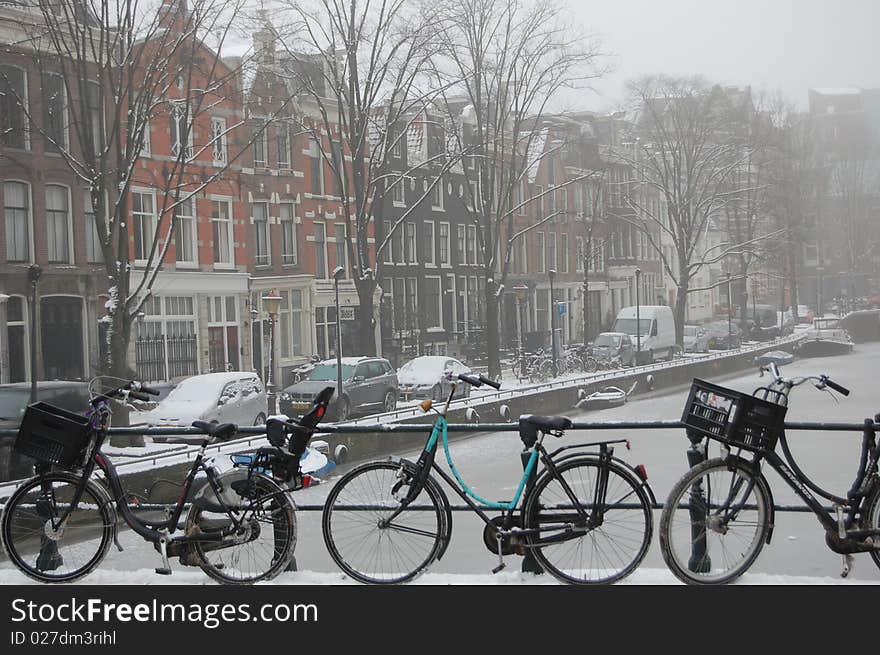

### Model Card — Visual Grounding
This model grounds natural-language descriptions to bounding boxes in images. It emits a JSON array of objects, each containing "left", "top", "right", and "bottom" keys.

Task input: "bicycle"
[
  {"left": 658, "top": 359, "right": 880, "bottom": 584},
  {"left": 0, "top": 376, "right": 332, "bottom": 584},
  {"left": 321, "top": 372, "right": 656, "bottom": 584}
]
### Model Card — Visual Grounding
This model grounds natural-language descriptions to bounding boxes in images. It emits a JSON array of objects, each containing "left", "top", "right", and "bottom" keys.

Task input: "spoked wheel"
[
  {"left": 582, "top": 357, "right": 598, "bottom": 373},
  {"left": 1, "top": 471, "right": 116, "bottom": 583},
  {"left": 862, "top": 485, "right": 880, "bottom": 572},
  {"left": 523, "top": 457, "right": 653, "bottom": 584},
  {"left": 322, "top": 461, "right": 450, "bottom": 584},
  {"left": 659, "top": 457, "right": 772, "bottom": 585},
  {"left": 185, "top": 474, "right": 296, "bottom": 585}
]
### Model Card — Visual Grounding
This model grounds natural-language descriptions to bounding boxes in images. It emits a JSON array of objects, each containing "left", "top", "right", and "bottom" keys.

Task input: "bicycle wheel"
[
  {"left": 1, "top": 471, "right": 116, "bottom": 583},
  {"left": 659, "top": 457, "right": 772, "bottom": 585},
  {"left": 523, "top": 456, "right": 653, "bottom": 584},
  {"left": 863, "top": 484, "right": 880, "bottom": 572},
  {"left": 582, "top": 356, "right": 598, "bottom": 373},
  {"left": 322, "top": 460, "right": 449, "bottom": 584},
  {"left": 185, "top": 473, "right": 296, "bottom": 584}
]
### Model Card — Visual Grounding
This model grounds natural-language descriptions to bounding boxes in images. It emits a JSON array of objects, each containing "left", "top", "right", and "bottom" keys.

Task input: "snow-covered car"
[
  {"left": 682, "top": 325, "right": 710, "bottom": 353},
  {"left": 147, "top": 372, "right": 268, "bottom": 441},
  {"left": 589, "top": 332, "right": 635, "bottom": 366},
  {"left": 397, "top": 356, "right": 472, "bottom": 401}
]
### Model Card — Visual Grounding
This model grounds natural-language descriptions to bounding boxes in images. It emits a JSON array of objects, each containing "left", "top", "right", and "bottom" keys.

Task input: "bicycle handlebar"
[
  {"left": 457, "top": 373, "right": 501, "bottom": 390},
  {"left": 759, "top": 364, "right": 850, "bottom": 397},
  {"left": 822, "top": 376, "right": 850, "bottom": 396}
]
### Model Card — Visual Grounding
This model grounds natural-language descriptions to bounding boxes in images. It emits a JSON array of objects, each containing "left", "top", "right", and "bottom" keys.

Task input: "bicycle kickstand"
[{"left": 841, "top": 553, "right": 854, "bottom": 579}]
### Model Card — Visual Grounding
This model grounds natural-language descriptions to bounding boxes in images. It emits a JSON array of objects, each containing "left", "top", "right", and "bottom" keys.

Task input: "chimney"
[{"left": 158, "top": 0, "right": 190, "bottom": 34}]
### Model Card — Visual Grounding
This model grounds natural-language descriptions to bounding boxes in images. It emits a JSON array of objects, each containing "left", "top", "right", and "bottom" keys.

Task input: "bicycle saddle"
[
  {"left": 520, "top": 415, "right": 573, "bottom": 431},
  {"left": 191, "top": 420, "right": 238, "bottom": 441}
]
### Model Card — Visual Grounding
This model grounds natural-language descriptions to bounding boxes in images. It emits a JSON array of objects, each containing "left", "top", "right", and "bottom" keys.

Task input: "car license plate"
[{"left": 291, "top": 402, "right": 310, "bottom": 411}]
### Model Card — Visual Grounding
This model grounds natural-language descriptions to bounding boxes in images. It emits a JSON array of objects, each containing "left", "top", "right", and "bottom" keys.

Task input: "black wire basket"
[
  {"left": 13, "top": 402, "right": 92, "bottom": 469},
  {"left": 681, "top": 378, "right": 787, "bottom": 454}
]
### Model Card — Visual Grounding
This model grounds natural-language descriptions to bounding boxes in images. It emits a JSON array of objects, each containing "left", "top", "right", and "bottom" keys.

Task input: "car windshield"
[
  {"left": 308, "top": 363, "right": 356, "bottom": 381},
  {"left": 593, "top": 334, "right": 621, "bottom": 347},
  {"left": 0, "top": 389, "right": 30, "bottom": 421},
  {"left": 613, "top": 318, "right": 652, "bottom": 335}
]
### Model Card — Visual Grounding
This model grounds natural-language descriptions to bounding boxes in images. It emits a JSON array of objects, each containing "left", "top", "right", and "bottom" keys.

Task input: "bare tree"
[
  {"left": 272, "top": 0, "right": 447, "bottom": 354},
  {"left": 429, "top": 0, "right": 604, "bottom": 378},
  {"left": 612, "top": 75, "right": 766, "bottom": 344},
  {"left": 1, "top": 0, "right": 263, "bottom": 442}
]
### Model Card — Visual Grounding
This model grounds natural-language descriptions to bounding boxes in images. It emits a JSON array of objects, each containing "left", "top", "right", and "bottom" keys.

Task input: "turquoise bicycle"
[{"left": 321, "top": 373, "right": 655, "bottom": 584}]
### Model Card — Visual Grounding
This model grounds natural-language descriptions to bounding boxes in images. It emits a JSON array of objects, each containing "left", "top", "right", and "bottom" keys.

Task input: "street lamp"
[
  {"left": 725, "top": 273, "right": 733, "bottom": 350},
  {"left": 513, "top": 284, "right": 529, "bottom": 380},
  {"left": 332, "top": 266, "right": 346, "bottom": 407},
  {"left": 28, "top": 265, "right": 41, "bottom": 403},
  {"left": 261, "top": 289, "right": 282, "bottom": 415},
  {"left": 816, "top": 265, "right": 825, "bottom": 318},
  {"left": 548, "top": 269, "right": 557, "bottom": 377},
  {"left": 634, "top": 268, "right": 642, "bottom": 358}
]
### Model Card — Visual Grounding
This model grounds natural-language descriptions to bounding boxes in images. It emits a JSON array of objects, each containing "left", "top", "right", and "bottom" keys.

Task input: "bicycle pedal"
[
  {"left": 154, "top": 567, "right": 173, "bottom": 575},
  {"left": 492, "top": 562, "right": 507, "bottom": 574}
]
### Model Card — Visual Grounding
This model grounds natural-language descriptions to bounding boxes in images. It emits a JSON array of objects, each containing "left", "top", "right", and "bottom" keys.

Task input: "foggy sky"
[{"left": 567, "top": 0, "right": 880, "bottom": 111}]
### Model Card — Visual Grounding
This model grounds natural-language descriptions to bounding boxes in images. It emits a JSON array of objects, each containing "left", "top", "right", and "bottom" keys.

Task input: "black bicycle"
[
  {"left": 659, "top": 358, "right": 880, "bottom": 584},
  {"left": 1, "top": 376, "right": 333, "bottom": 584},
  {"left": 322, "top": 372, "right": 656, "bottom": 584}
]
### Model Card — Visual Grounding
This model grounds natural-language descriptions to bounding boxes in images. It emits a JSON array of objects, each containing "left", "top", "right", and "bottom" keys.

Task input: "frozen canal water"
[{"left": 3, "top": 341, "right": 880, "bottom": 584}]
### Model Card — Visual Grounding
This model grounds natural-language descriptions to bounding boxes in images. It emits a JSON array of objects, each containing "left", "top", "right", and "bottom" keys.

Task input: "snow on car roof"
[
  {"left": 174, "top": 372, "right": 257, "bottom": 391},
  {"left": 317, "top": 357, "right": 380, "bottom": 366}
]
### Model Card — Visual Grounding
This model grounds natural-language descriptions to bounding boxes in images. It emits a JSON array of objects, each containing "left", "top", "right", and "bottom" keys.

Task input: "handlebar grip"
[
  {"left": 824, "top": 378, "right": 850, "bottom": 396},
  {"left": 457, "top": 374, "right": 483, "bottom": 387},
  {"left": 478, "top": 374, "right": 501, "bottom": 390},
  {"left": 129, "top": 390, "right": 151, "bottom": 402}
]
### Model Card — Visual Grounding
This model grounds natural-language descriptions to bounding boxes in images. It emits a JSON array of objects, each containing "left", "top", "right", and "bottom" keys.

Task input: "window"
[
  {"left": 309, "top": 137, "right": 323, "bottom": 195},
  {"left": 560, "top": 233, "right": 568, "bottom": 273},
  {"left": 277, "top": 289, "right": 305, "bottom": 359},
  {"left": 519, "top": 235, "right": 527, "bottom": 274},
  {"left": 456, "top": 224, "right": 466, "bottom": 265},
  {"left": 547, "top": 232, "right": 556, "bottom": 272},
  {"left": 535, "top": 185, "right": 543, "bottom": 217},
  {"left": 85, "top": 192, "right": 105, "bottom": 263},
  {"left": 330, "top": 142, "right": 344, "bottom": 197},
  {"left": 536, "top": 231, "right": 545, "bottom": 272},
  {"left": 277, "top": 124, "right": 290, "bottom": 169},
  {"left": 466, "top": 225, "right": 477, "bottom": 265},
  {"left": 169, "top": 102, "right": 192, "bottom": 159},
  {"left": 253, "top": 201, "right": 270, "bottom": 266},
  {"left": 280, "top": 203, "right": 297, "bottom": 265},
  {"left": 382, "top": 220, "right": 393, "bottom": 264},
  {"left": 42, "top": 73, "right": 67, "bottom": 153},
  {"left": 0, "top": 65, "right": 27, "bottom": 149},
  {"left": 405, "top": 277, "right": 418, "bottom": 328},
  {"left": 314, "top": 305, "right": 337, "bottom": 358},
  {"left": 438, "top": 222, "right": 450, "bottom": 265},
  {"left": 211, "top": 117, "right": 227, "bottom": 165},
  {"left": 391, "top": 180, "right": 405, "bottom": 206},
  {"left": 170, "top": 195, "right": 196, "bottom": 264},
  {"left": 211, "top": 198, "right": 233, "bottom": 265},
  {"left": 334, "top": 223, "right": 346, "bottom": 275},
  {"left": 132, "top": 190, "right": 155, "bottom": 262},
  {"left": 6, "top": 296, "right": 28, "bottom": 381},
  {"left": 314, "top": 222, "right": 327, "bottom": 278},
  {"left": 86, "top": 81, "right": 103, "bottom": 154},
  {"left": 468, "top": 180, "right": 480, "bottom": 211},
  {"left": 431, "top": 181, "right": 443, "bottom": 210},
  {"left": 423, "top": 221, "right": 435, "bottom": 265},
  {"left": 4, "top": 181, "right": 30, "bottom": 262},
  {"left": 425, "top": 276, "right": 442, "bottom": 329},
  {"left": 253, "top": 123, "right": 268, "bottom": 167},
  {"left": 576, "top": 236, "right": 584, "bottom": 272},
  {"left": 390, "top": 133, "right": 403, "bottom": 158},
  {"left": 405, "top": 222, "right": 416, "bottom": 264},
  {"left": 392, "top": 221, "right": 404, "bottom": 263},
  {"left": 207, "top": 295, "right": 240, "bottom": 372}
]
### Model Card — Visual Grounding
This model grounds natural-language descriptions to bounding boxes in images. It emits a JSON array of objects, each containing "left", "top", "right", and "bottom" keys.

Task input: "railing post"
[
  {"left": 520, "top": 450, "right": 543, "bottom": 574},
  {"left": 685, "top": 428, "right": 711, "bottom": 573}
]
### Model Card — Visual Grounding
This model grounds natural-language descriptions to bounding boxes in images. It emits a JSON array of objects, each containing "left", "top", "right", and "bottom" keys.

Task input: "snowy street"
[{"left": 3, "top": 342, "right": 880, "bottom": 585}]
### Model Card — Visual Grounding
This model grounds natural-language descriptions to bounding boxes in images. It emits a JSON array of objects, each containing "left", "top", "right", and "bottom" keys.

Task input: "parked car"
[
  {"left": 703, "top": 320, "right": 743, "bottom": 349},
  {"left": 147, "top": 372, "right": 267, "bottom": 441},
  {"left": 612, "top": 305, "right": 676, "bottom": 363},
  {"left": 397, "top": 355, "right": 472, "bottom": 401},
  {"left": 682, "top": 325, "right": 710, "bottom": 353},
  {"left": 280, "top": 357, "right": 398, "bottom": 421},
  {"left": 589, "top": 332, "right": 636, "bottom": 366},
  {"left": 0, "top": 381, "right": 91, "bottom": 482}
]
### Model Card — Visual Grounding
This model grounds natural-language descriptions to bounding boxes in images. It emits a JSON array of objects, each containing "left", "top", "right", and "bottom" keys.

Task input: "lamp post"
[
  {"left": 548, "top": 269, "right": 558, "bottom": 377},
  {"left": 513, "top": 284, "right": 529, "bottom": 380},
  {"left": 634, "top": 268, "right": 642, "bottom": 358},
  {"left": 816, "top": 265, "right": 824, "bottom": 318},
  {"left": 27, "top": 265, "right": 41, "bottom": 403},
  {"left": 261, "top": 289, "right": 282, "bottom": 415},
  {"left": 332, "top": 266, "right": 346, "bottom": 406},
  {"left": 725, "top": 273, "right": 733, "bottom": 350}
]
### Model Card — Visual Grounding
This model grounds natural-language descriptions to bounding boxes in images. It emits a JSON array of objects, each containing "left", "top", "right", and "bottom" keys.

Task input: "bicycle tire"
[
  {"left": 185, "top": 473, "right": 296, "bottom": 585},
  {"left": 582, "top": 356, "right": 598, "bottom": 373},
  {"left": 523, "top": 456, "right": 653, "bottom": 584},
  {"left": 322, "top": 460, "right": 450, "bottom": 584},
  {"left": 1, "top": 470, "right": 116, "bottom": 583},
  {"left": 658, "top": 457, "right": 772, "bottom": 585}
]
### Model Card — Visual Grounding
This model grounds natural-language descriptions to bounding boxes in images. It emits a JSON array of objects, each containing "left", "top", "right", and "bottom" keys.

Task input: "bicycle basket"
[
  {"left": 681, "top": 378, "right": 787, "bottom": 454},
  {"left": 14, "top": 402, "right": 92, "bottom": 468}
]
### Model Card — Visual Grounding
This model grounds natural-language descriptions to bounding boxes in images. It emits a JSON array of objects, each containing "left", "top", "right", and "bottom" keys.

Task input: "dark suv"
[
  {"left": 279, "top": 357, "right": 398, "bottom": 421},
  {"left": 0, "top": 381, "right": 91, "bottom": 482}
]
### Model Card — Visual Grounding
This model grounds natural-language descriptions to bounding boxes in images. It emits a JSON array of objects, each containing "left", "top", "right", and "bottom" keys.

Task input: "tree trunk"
[
  {"left": 354, "top": 278, "right": 377, "bottom": 357},
  {"left": 485, "top": 280, "right": 501, "bottom": 381},
  {"left": 673, "top": 278, "right": 689, "bottom": 347},
  {"left": 107, "top": 309, "right": 143, "bottom": 447}
]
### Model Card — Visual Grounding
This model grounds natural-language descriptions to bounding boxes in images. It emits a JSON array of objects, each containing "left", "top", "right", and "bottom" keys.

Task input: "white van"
[{"left": 612, "top": 305, "right": 677, "bottom": 363}]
